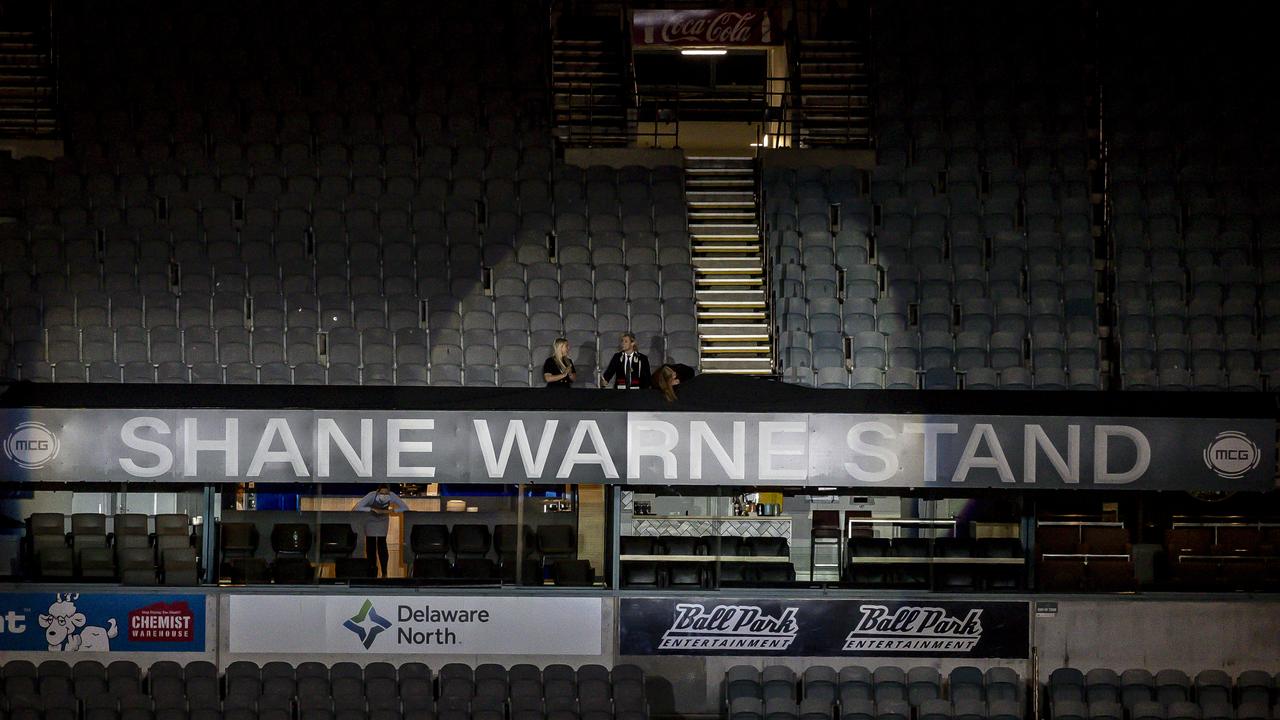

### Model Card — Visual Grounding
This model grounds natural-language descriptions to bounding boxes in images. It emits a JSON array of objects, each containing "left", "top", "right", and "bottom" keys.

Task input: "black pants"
[{"left": 365, "top": 536, "right": 389, "bottom": 577}]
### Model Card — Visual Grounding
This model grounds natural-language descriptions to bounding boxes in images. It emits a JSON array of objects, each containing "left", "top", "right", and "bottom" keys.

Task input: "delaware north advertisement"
[
  {"left": 0, "top": 591, "right": 206, "bottom": 653},
  {"left": 619, "top": 597, "right": 1030, "bottom": 658},
  {"left": 227, "top": 595, "right": 604, "bottom": 655}
]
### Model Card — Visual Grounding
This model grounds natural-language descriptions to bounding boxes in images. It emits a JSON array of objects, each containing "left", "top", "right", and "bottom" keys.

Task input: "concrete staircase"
[
  {"left": 0, "top": 29, "right": 57, "bottom": 138},
  {"left": 551, "top": 24, "right": 629, "bottom": 147},
  {"left": 686, "top": 156, "right": 773, "bottom": 375},
  {"left": 794, "top": 39, "right": 870, "bottom": 147}
]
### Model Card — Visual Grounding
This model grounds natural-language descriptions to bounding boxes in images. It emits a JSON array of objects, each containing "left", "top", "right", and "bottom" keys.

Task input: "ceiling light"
[{"left": 681, "top": 49, "right": 728, "bottom": 56}]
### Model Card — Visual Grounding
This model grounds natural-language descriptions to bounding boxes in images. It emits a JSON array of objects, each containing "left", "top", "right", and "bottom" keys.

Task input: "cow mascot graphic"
[{"left": 38, "top": 593, "right": 118, "bottom": 651}]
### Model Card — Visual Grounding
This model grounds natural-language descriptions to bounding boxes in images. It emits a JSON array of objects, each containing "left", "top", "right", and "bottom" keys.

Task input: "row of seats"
[
  {"left": 727, "top": 666, "right": 1022, "bottom": 706},
  {"left": 0, "top": 659, "right": 646, "bottom": 720},
  {"left": 1046, "top": 669, "right": 1280, "bottom": 720},
  {"left": 727, "top": 697, "right": 1023, "bottom": 720},
  {"left": 22, "top": 512, "right": 198, "bottom": 584},
  {"left": 619, "top": 536, "right": 789, "bottom": 557},
  {"left": 726, "top": 666, "right": 1023, "bottom": 720}
]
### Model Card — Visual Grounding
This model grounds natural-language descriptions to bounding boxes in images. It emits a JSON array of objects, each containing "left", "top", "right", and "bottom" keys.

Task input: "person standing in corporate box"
[
  {"left": 353, "top": 483, "right": 409, "bottom": 577},
  {"left": 601, "top": 332, "right": 651, "bottom": 389}
]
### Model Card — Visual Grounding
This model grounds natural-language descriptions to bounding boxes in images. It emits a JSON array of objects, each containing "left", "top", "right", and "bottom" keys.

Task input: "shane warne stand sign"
[{"left": 1, "top": 408, "right": 1272, "bottom": 491}]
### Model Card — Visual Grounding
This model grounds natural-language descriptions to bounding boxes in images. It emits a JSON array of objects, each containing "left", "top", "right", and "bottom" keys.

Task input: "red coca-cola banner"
[{"left": 632, "top": 9, "right": 781, "bottom": 46}]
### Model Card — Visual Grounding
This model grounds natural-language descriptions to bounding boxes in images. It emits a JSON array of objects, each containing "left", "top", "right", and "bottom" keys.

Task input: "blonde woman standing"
[{"left": 542, "top": 337, "right": 577, "bottom": 388}]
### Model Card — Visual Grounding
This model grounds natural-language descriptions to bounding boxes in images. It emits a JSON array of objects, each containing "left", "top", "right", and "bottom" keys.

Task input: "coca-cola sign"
[{"left": 632, "top": 9, "right": 781, "bottom": 46}]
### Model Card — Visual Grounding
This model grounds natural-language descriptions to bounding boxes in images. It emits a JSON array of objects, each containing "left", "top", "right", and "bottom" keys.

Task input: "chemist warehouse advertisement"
[
  {"left": 228, "top": 595, "right": 604, "bottom": 655},
  {"left": 0, "top": 591, "right": 206, "bottom": 653}
]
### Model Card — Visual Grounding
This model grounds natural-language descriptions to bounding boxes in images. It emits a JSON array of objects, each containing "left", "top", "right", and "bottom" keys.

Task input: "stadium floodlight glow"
[{"left": 681, "top": 48, "right": 728, "bottom": 56}]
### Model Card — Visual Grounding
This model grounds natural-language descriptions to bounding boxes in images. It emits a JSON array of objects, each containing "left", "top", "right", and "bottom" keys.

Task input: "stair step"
[
  {"left": 698, "top": 324, "right": 770, "bottom": 335},
  {"left": 697, "top": 300, "right": 767, "bottom": 310},
  {"left": 692, "top": 245, "right": 762, "bottom": 254},
  {"left": 697, "top": 289, "right": 765, "bottom": 298},
  {"left": 692, "top": 262, "right": 763, "bottom": 273},
  {"left": 699, "top": 361, "right": 774, "bottom": 373},
  {"left": 698, "top": 309, "right": 767, "bottom": 319},
  {"left": 695, "top": 277, "right": 764, "bottom": 287}
]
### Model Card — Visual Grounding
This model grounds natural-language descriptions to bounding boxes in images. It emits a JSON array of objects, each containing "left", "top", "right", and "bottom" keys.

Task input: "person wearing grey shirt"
[{"left": 353, "top": 483, "right": 409, "bottom": 577}]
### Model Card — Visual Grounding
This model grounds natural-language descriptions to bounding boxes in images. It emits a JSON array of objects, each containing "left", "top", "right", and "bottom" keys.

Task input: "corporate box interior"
[{"left": 2, "top": 0, "right": 1280, "bottom": 718}]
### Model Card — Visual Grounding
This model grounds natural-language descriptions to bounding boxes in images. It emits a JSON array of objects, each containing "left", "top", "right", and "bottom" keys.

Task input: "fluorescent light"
[{"left": 681, "top": 48, "right": 727, "bottom": 56}]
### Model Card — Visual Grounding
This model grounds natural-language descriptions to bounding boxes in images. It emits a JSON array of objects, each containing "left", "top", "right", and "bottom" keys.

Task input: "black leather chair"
[
  {"left": 621, "top": 561, "right": 660, "bottom": 588},
  {"left": 318, "top": 524, "right": 358, "bottom": 559},
  {"left": 549, "top": 559, "right": 593, "bottom": 586},
  {"left": 270, "top": 523, "right": 312, "bottom": 558},
  {"left": 412, "top": 557, "right": 452, "bottom": 582},
  {"left": 271, "top": 557, "right": 314, "bottom": 584},
  {"left": 409, "top": 524, "right": 450, "bottom": 556},
  {"left": 334, "top": 556, "right": 375, "bottom": 581},
  {"left": 450, "top": 524, "right": 491, "bottom": 558},
  {"left": 537, "top": 525, "right": 576, "bottom": 563},
  {"left": 453, "top": 558, "right": 498, "bottom": 581}
]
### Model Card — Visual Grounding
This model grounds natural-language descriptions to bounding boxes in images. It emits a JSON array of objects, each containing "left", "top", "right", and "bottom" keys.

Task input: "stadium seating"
[
  {"left": 0, "top": 660, "right": 650, "bottom": 720},
  {"left": 726, "top": 665, "right": 1024, "bottom": 720},
  {"left": 1046, "top": 668, "right": 1276, "bottom": 720},
  {"left": 1103, "top": 5, "right": 1274, "bottom": 391},
  {"left": 19, "top": 512, "right": 198, "bottom": 584},
  {"left": 770, "top": 0, "right": 1098, "bottom": 389},
  {"left": 0, "top": 0, "right": 693, "bottom": 386}
]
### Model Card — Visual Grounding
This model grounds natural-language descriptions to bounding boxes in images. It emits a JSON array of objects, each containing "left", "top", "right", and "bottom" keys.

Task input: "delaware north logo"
[
  {"left": 4, "top": 422, "right": 60, "bottom": 470},
  {"left": 343, "top": 599, "right": 391, "bottom": 649},
  {"left": 1203, "top": 431, "right": 1261, "bottom": 480}
]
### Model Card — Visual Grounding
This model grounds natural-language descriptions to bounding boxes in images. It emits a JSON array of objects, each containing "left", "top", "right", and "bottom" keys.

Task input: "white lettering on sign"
[
  {"left": 628, "top": 419, "right": 678, "bottom": 480},
  {"left": 119, "top": 416, "right": 174, "bottom": 477},
  {"left": 183, "top": 418, "right": 238, "bottom": 477},
  {"left": 557, "top": 420, "right": 619, "bottom": 479},
  {"left": 474, "top": 419, "right": 559, "bottom": 478},
  {"left": 317, "top": 418, "right": 373, "bottom": 477},
  {"left": 689, "top": 420, "right": 745, "bottom": 480},
  {"left": 1024, "top": 424, "right": 1080, "bottom": 484},
  {"left": 1094, "top": 425, "right": 1150, "bottom": 484},
  {"left": 246, "top": 418, "right": 308, "bottom": 477},
  {"left": 387, "top": 419, "right": 435, "bottom": 477}
]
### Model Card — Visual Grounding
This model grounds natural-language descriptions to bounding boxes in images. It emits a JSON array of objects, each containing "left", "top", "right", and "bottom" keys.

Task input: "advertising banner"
[
  {"left": 228, "top": 594, "right": 604, "bottom": 656},
  {"left": 0, "top": 591, "right": 206, "bottom": 653},
  {"left": 1, "top": 408, "right": 1271, "bottom": 491},
  {"left": 619, "top": 597, "right": 1029, "bottom": 658},
  {"left": 632, "top": 9, "right": 782, "bottom": 46}
]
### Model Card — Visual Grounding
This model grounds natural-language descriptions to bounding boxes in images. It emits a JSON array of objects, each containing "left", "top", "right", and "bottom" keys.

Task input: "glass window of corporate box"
[
  {"left": 618, "top": 486, "right": 1030, "bottom": 592},
  {"left": 1, "top": 482, "right": 206, "bottom": 585},
  {"left": 1, "top": 481, "right": 606, "bottom": 588},
  {"left": 215, "top": 482, "right": 606, "bottom": 587}
]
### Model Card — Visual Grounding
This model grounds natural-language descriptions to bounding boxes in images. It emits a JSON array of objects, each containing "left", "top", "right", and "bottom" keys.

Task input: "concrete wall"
[
  {"left": 1032, "top": 598, "right": 1280, "bottom": 678},
  {"left": 563, "top": 147, "right": 684, "bottom": 169}
]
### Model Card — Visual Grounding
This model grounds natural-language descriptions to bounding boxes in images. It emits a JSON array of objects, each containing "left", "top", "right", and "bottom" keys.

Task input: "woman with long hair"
[
  {"left": 542, "top": 337, "right": 577, "bottom": 387},
  {"left": 653, "top": 364, "right": 679, "bottom": 402}
]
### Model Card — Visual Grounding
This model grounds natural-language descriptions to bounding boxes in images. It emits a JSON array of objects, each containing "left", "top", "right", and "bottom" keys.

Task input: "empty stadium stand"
[
  {"left": 725, "top": 665, "right": 1024, "bottom": 720},
  {"left": 0, "top": 660, "right": 650, "bottom": 720},
  {"left": 1045, "top": 668, "right": 1278, "bottom": 720},
  {"left": 0, "top": 0, "right": 696, "bottom": 386},
  {"left": 770, "top": 0, "right": 1099, "bottom": 390}
]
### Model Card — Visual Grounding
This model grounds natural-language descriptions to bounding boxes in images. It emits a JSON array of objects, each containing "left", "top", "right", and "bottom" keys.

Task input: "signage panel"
[
  {"left": 619, "top": 597, "right": 1029, "bottom": 658},
  {"left": 227, "top": 594, "right": 604, "bottom": 656}
]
